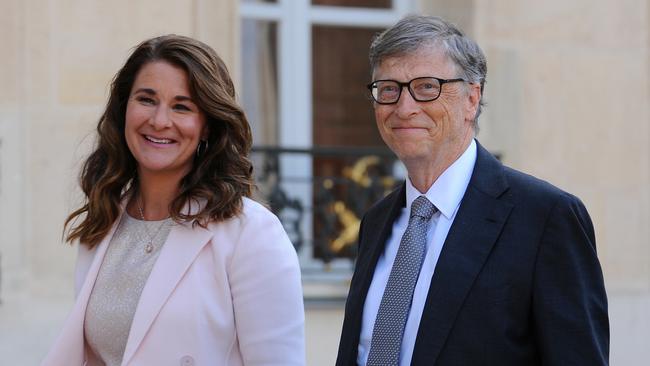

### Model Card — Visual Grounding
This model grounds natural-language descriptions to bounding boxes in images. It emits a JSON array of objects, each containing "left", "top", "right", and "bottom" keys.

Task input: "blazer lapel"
[
  {"left": 411, "top": 142, "right": 514, "bottom": 365},
  {"left": 75, "top": 215, "right": 123, "bottom": 316},
  {"left": 121, "top": 218, "right": 212, "bottom": 365}
]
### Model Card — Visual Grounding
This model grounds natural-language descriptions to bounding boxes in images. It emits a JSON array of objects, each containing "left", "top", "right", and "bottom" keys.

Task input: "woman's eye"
[
  {"left": 173, "top": 104, "right": 191, "bottom": 111},
  {"left": 137, "top": 96, "right": 155, "bottom": 105}
]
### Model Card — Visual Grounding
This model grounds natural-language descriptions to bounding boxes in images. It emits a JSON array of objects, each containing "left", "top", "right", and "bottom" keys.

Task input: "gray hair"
[{"left": 369, "top": 15, "right": 487, "bottom": 127}]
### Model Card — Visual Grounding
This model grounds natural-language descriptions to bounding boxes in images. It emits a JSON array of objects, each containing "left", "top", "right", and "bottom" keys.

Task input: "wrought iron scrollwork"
[{"left": 252, "top": 146, "right": 402, "bottom": 265}]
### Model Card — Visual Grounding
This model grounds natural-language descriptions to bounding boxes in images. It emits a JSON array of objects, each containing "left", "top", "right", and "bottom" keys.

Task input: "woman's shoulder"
[
  {"left": 241, "top": 196, "right": 272, "bottom": 213},
  {"left": 204, "top": 197, "right": 296, "bottom": 262},
  {"left": 202, "top": 197, "right": 281, "bottom": 234},
  {"left": 239, "top": 197, "right": 281, "bottom": 225}
]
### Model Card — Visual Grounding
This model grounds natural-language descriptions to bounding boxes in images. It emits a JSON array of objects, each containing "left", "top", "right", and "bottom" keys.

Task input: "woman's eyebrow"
[
  {"left": 133, "top": 88, "right": 156, "bottom": 95},
  {"left": 133, "top": 88, "right": 194, "bottom": 102}
]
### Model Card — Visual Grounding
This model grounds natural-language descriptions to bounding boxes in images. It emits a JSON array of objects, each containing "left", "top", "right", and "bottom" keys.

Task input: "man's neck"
[{"left": 406, "top": 137, "right": 474, "bottom": 193}]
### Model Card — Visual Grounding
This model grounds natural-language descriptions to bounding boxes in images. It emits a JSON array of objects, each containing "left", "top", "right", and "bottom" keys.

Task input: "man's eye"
[
  {"left": 414, "top": 82, "right": 436, "bottom": 90},
  {"left": 379, "top": 85, "right": 398, "bottom": 93}
]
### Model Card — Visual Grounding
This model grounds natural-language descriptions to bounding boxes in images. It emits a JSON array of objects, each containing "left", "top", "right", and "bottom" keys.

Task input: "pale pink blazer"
[{"left": 42, "top": 198, "right": 305, "bottom": 366}]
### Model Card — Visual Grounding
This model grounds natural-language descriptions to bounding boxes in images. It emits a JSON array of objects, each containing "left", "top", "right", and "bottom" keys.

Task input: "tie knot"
[{"left": 410, "top": 196, "right": 437, "bottom": 220}]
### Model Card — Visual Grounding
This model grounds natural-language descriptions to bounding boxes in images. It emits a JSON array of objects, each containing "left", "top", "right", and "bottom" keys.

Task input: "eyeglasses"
[{"left": 367, "top": 76, "right": 466, "bottom": 104}]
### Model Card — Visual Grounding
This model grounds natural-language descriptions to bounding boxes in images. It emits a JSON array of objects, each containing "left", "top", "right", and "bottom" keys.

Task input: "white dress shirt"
[{"left": 357, "top": 140, "right": 477, "bottom": 366}]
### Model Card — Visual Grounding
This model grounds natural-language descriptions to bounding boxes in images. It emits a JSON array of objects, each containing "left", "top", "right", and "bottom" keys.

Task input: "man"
[{"left": 336, "top": 15, "right": 609, "bottom": 366}]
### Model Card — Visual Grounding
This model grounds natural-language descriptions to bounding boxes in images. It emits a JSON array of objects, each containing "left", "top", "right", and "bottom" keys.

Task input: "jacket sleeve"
[
  {"left": 532, "top": 193, "right": 609, "bottom": 365},
  {"left": 228, "top": 207, "right": 306, "bottom": 366},
  {"left": 74, "top": 243, "right": 96, "bottom": 297}
]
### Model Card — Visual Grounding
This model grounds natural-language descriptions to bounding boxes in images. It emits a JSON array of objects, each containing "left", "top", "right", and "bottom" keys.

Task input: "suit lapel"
[
  {"left": 357, "top": 184, "right": 407, "bottom": 304},
  {"left": 411, "top": 142, "right": 514, "bottom": 365},
  {"left": 339, "top": 184, "right": 406, "bottom": 363},
  {"left": 121, "top": 219, "right": 212, "bottom": 365}
]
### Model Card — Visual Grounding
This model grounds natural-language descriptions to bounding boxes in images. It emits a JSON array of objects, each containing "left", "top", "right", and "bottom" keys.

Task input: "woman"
[{"left": 42, "top": 35, "right": 304, "bottom": 366}]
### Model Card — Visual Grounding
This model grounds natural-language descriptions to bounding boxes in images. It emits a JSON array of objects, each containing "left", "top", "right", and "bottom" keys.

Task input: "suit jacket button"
[{"left": 180, "top": 355, "right": 194, "bottom": 366}]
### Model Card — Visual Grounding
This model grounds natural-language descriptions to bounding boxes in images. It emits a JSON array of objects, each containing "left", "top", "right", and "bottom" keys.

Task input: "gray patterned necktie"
[{"left": 367, "top": 195, "right": 438, "bottom": 366}]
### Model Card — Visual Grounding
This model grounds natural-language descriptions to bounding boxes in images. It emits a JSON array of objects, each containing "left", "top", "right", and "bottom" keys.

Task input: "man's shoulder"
[
  {"left": 472, "top": 142, "right": 585, "bottom": 210},
  {"left": 499, "top": 164, "right": 584, "bottom": 209}
]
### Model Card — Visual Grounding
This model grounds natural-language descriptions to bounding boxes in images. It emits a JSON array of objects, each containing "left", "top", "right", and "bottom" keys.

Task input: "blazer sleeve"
[
  {"left": 228, "top": 207, "right": 306, "bottom": 366},
  {"left": 532, "top": 193, "right": 609, "bottom": 365},
  {"left": 74, "top": 243, "right": 97, "bottom": 297}
]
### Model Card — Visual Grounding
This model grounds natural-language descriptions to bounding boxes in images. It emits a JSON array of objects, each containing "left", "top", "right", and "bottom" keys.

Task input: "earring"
[{"left": 196, "top": 140, "right": 209, "bottom": 157}]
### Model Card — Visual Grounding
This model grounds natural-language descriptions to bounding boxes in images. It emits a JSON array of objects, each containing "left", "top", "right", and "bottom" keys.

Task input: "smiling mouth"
[
  {"left": 393, "top": 127, "right": 427, "bottom": 131},
  {"left": 144, "top": 135, "right": 175, "bottom": 144}
]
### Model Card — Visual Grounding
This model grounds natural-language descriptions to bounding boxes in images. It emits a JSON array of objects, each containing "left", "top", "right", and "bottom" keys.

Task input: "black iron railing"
[{"left": 251, "top": 145, "right": 403, "bottom": 268}]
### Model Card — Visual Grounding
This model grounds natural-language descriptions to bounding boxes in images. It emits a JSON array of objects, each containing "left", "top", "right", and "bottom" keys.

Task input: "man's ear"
[{"left": 465, "top": 83, "right": 481, "bottom": 122}]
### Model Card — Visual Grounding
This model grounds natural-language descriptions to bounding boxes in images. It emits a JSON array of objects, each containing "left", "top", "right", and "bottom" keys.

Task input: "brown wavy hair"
[{"left": 65, "top": 35, "right": 254, "bottom": 248}]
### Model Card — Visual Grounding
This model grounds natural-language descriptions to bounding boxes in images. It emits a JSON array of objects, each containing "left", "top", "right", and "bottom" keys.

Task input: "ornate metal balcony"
[{"left": 251, "top": 145, "right": 403, "bottom": 298}]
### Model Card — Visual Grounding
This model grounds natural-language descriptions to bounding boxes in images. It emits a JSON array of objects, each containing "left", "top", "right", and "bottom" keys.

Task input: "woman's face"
[{"left": 125, "top": 61, "right": 207, "bottom": 181}]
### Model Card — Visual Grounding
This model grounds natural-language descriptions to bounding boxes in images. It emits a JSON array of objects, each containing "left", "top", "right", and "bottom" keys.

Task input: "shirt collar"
[{"left": 405, "top": 139, "right": 477, "bottom": 220}]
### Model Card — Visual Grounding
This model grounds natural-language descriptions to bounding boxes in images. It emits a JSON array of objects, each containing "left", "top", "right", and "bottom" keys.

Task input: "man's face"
[{"left": 372, "top": 47, "right": 480, "bottom": 168}]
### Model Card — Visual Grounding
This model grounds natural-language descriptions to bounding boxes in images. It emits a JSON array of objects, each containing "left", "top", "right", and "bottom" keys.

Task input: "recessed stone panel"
[{"left": 53, "top": 0, "right": 195, "bottom": 105}]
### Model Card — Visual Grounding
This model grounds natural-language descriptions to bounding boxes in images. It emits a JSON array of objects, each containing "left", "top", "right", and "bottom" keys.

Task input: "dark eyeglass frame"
[{"left": 366, "top": 76, "right": 467, "bottom": 104}]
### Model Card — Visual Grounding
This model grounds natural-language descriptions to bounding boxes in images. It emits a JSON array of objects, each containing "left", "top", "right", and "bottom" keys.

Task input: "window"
[{"left": 240, "top": 0, "right": 413, "bottom": 300}]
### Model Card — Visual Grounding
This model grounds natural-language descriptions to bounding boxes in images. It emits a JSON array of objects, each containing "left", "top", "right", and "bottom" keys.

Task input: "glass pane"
[
  {"left": 312, "top": 0, "right": 391, "bottom": 8},
  {"left": 242, "top": 0, "right": 277, "bottom": 3},
  {"left": 312, "top": 25, "right": 393, "bottom": 261},
  {"left": 241, "top": 19, "right": 278, "bottom": 147},
  {"left": 312, "top": 25, "right": 383, "bottom": 147}
]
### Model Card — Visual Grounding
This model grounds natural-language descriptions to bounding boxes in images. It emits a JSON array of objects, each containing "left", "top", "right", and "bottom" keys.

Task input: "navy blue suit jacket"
[{"left": 336, "top": 141, "right": 609, "bottom": 365}]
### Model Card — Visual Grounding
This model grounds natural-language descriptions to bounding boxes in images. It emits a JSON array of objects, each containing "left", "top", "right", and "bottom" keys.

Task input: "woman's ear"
[{"left": 201, "top": 125, "right": 210, "bottom": 141}]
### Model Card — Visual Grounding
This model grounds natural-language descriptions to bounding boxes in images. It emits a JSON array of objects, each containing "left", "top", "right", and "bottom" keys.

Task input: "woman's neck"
[{"left": 129, "top": 170, "right": 184, "bottom": 221}]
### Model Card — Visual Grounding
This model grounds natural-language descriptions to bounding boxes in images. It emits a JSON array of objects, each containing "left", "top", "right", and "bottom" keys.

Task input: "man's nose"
[{"left": 395, "top": 86, "right": 420, "bottom": 119}]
